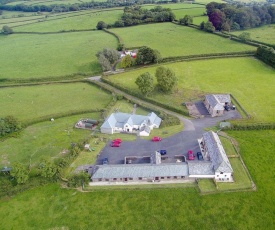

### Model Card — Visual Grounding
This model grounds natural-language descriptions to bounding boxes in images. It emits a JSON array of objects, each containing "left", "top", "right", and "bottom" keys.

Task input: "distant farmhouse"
[
  {"left": 90, "top": 131, "right": 233, "bottom": 184},
  {"left": 100, "top": 112, "right": 161, "bottom": 136},
  {"left": 204, "top": 94, "right": 231, "bottom": 117}
]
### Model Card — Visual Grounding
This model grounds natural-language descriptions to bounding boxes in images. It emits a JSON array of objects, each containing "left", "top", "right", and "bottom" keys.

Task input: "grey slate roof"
[
  {"left": 188, "top": 162, "right": 214, "bottom": 175},
  {"left": 205, "top": 95, "right": 224, "bottom": 110},
  {"left": 101, "top": 112, "right": 161, "bottom": 129},
  {"left": 203, "top": 131, "right": 233, "bottom": 173},
  {"left": 206, "top": 94, "right": 230, "bottom": 111},
  {"left": 91, "top": 163, "right": 188, "bottom": 179}
]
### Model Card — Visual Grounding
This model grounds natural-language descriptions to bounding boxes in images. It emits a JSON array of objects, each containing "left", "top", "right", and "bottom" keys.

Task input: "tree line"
[
  {"left": 97, "top": 5, "right": 175, "bottom": 29},
  {"left": 0, "top": 0, "right": 155, "bottom": 13},
  {"left": 206, "top": 2, "right": 275, "bottom": 31}
]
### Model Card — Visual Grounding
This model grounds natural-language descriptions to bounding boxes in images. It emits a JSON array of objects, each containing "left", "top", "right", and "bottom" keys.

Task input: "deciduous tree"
[
  {"left": 121, "top": 55, "right": 134, "bottom": 68},
  {"left": 10, "top": 162, "right": 29, "bottom": 184},
  {"left": 155, "top": 66, "right": 178, "bottom": 93},
  {"left": 179, "top": 15, "right": 193, "bottom": 25},
  {"left": 135, "top": 72, "right": 154, "bottom": 96}
]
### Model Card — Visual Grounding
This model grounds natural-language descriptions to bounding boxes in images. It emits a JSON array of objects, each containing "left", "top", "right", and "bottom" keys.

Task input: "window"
[
  {"left": 113, "top": 178, "right": 117, "bottom": 181},
  {"left": 138, "top": 177, "right": 142, "bottom": 180},
  {"left": 167, "top": 177, "right": 171, "bottom": 179},
  {"left": 129, "top": 178, "right": 133, "bottom": 180},
  {"left": 181, "top": 176, "right": 185, "bottom": 179},
  {"left": 174, "top": 176, "right": 178, "bottom": 179},
  {"left": 105, "top": 179, "right": 109, "bottom": 181},
  {"left": 220, "top": 172, "right": 223, "bottom": 174},
  {"left": 227, "top": 178, "right": 229, "bottom": 181},
  {"left": 217, "top": 175, "right": 219, "bottom": 177},
  {"left": 161, "top": 177, "right": 165, "bottom": 179},
  {"left": 98, "top": 178, "right": 102, "bottom": 181}
]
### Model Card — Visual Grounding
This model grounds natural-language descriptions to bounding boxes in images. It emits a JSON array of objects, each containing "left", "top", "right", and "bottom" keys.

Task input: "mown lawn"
[
  {"left": 13, "top": 9, "right": 123, "bottom": 32},
  {"left": 110, "top": 23, "right": 255, "bottom": 57},
  {"left": 0, "top": 130, "right": 274, "bottom": 229},
  {"left": 0, "top": 31, "right": 117, "bottom": 80},
  {"left": 231, "top": 24, "right": 275, "bottom": 45},
  {"left": 107, "top": 57, "right": 275, "bottom": 122},
  {"left": 0, "top": 83, "right": 112, "bottom": 122},
  {"left": 219, "top": 136, "right": 238, "bottom": 156}
]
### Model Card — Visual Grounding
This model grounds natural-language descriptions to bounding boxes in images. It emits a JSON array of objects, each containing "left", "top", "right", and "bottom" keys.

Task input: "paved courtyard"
[{"left": 96, "top": 109, "right": 241, "bottom": 165}]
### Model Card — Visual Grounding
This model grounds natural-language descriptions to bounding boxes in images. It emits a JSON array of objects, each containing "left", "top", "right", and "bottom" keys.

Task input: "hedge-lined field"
[
  {"left": 141, "top": 3, "right": 206, "bottom": 10},
  {"left": 0, "top": 31, "right": 117, "bottom": 80},
  {"left": 0, "top": 130, "right": 274, "bottom": 229},
  {"left": 0, "top": 83, "right": 112, "bottom": 122},
  {"left": 110, "top": 23, "right": 255, "bottom": 57},
  {"left": 0, "top": 112, "right": 100, "bottom": 169},
  {"left": 13, "top": 9, "right": 123, "bottom": 32},
  {"left": 231, "top": 24, "right": 275, "bottom": 45},
  {"left": 106, "top": 57, "right": 275, "bottom": 122},
  {"left": 173, "top": 7, "right": 206, "bottom": 19},
  {"left": 192, "top": 16, "right": 208, "bottom": 25}
]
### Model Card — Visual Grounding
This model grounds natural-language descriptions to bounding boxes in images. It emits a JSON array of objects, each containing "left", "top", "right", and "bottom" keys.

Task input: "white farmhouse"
[
  {"left": 100, "top": 112, "right": 161, "bottom": 136},
  {"left": 196, "top": 131, "right": 234, "bottom": 182}
]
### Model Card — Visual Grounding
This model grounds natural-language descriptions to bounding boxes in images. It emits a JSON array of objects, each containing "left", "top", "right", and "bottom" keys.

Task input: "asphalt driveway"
[{"left": 96, "top": 109, "right": 241, "bottom": 165}]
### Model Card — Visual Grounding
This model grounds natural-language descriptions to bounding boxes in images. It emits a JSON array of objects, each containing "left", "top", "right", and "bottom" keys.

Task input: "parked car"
[
  {"left": 159, "top": 150, "right": 167, "bottom": 155},
  {"left": 112, "top": 138, "right": 122, "bottom": 143},
  {"left": 197, "top": 152, "right": 203, "bottom": 160},
  {"left": 111, "top": 142, "right": 121, "bottom": 147},
  {"left": 102, "top": 157, "right": 109, "bottom": 165},
  {"left": 224, "top": 105, "right": 230, "bottom": 111},
  {"left": 188, "top": 150, "right": 195, "bottom": 160},
  {"left": 152, "top": 136, "right": 162, "bottom": 142}
]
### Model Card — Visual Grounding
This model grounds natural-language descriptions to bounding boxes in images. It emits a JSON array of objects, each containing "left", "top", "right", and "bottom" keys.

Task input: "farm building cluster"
[
  {"left": 100, "top": 112, "right": 162, "bottom": 136},
  {"left": 90, "top": 131, "right": 233, "bottom": 184}
]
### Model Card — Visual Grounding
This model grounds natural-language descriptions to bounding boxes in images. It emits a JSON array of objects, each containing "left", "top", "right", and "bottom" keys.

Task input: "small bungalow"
[
  {"left": 204, "top": 94, "right": 231, "bottom": 117},
  {"left": 197, "top": 131, "right": 233, "bottom": 182},
  {"left": 100, "top": 112, "right": 161, "bottom": 136}
]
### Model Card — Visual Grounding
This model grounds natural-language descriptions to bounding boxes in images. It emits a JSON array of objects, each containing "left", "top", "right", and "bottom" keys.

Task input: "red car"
[
  {"left": 188, "top": 150, "right": 195, "bottom": 160},
  {"left": 111, "top": 142, "right": 121, "bottom": 147},
  {"left": 152, "top": 136, "right": 162, "bottom": 142},
  {"left": 112, "top": 138, "right": 122, "bottom": 143}
]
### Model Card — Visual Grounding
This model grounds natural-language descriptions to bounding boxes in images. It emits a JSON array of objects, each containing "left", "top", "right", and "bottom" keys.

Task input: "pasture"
[
  {"left": 231, "top": 24, "right": 275, "bottom": 45},
  {"left": 106, "top": 57, "right": 275, "bottom": 122},
  {"left": 0, "top": 83, "right": 112, "bottom": 122},
  {"left": 192, "top": 15, "right": 208, "bottom": 25},
  {"left": 12, "top": 9, "right": 123, "bottom": 32},
  {"left": 110, "top": 23, "right": 255, "bottom": 57},
  {"left": 0, "top": 31, "right": 117, "bottom": 80},
  {"left": 0, "top": 112, "right": 100, "bottom": 168},
  {"left": 0, "top": 130, "right": 274, "bottom": 229},
  {"left": 173, "top": 7, "right": 206, "bottom": 19}
]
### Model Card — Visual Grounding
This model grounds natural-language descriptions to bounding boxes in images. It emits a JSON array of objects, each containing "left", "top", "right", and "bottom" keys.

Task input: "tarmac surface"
[{"left": 95, "top": 109, "right": 241, "bottom": 165}]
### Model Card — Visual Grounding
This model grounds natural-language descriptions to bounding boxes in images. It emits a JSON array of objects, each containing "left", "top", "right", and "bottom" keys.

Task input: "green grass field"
[
  {"left": 106, "top": 57, "right": 275, "bottom": 122},
  {"left": 110, "top": 23, "right": 255, "bottom": 57},
  {"left": 0, "top": 130, "right": 274, "bottom": 229},
  {"left": 0, "top": 83, "right": 112, "bottom": 122},
  {"left": 173, "top": 7, "right": 206, "bottom": 19},
  {"left": 219, "top": 136, "right": 238, "bottom": 156},
  {"left": 0, "top": 31, "right": 117, "bottom": 80},
  {"left": 0, "top": 112, "right": 100, "bottom": 168},
  {"left": 231, "top": 24, "right": 275, "bottom": 45},
  {"left": 12, "top": 9, "right": 123, "bottom": 32},
  {"left": 142, "top": 3, "right": 205, "bottom": 10},
  {"left": 192, "top": 15, "right": 208, "bottom": 25}
]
